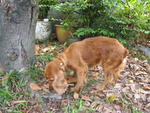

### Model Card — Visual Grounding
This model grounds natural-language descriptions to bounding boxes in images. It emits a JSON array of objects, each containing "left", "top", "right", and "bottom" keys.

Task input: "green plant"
[
  {"left": 113, "top": 0, "right": 149, "bottom": 29},
  {"left": 50, "top": 1, "right": 78, "bottom": 30},
  {"left": 27, "top": 60, "right": 43, "bottom": 81},
  {"left": 0, "top": 70, "right": 31, "bottom": 112},
  {"left": 38, "top": 0, "right": 59, "bottom": 19},
  {"left": 104, "top": 0, "right": 150, "bottom": 39},
  {"left": 62, "top": 98, "right": 95, "bottom": 113},
  {"left": 73, "top": 28, "right": 96, "bottom": 38},
  {"left": 49, "top": 0, "right": 149, "bottom": 48}
]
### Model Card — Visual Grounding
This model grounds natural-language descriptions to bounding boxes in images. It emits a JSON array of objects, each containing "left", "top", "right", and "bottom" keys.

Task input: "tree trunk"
[{"left": 0, "top": 0, "right": 38, "bottom": 71}]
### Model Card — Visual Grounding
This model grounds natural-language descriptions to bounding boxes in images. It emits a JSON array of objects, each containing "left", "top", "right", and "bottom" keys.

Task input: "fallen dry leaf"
[
  {"left": 41, "top": 84, "right": 50, "bottom": 92},
  {"left": 42, "top": 83, "right": 49, "bottom": 89},
  {"left": 13, "top": 100, "right": 29, "bottom": 104},
  {"left": 81, "top": 95, "right": 92, "bottom": 102},
  {"left": 143, "top": 84, "right": 150, "bottom": 91},
  {"left": 108, "top": 95, "right": 117, "bottom": 103},
  {"left": 96, "top": 93, "right": 105, "bottom": 98},
  {"left": 84, "top": 101, "right": 91, "bottom": 107},
  {"left": 42, "top": 47, "right": 50, "bottom": 52},
  {"left": 96, "top": 105, "right": 103, "bottom": 112},
  {"left": 67, "top": 76, "right": 77, "bottom": 83},
  {"left": 90, "top": 89, "right": 98, "bottom": 94},
  {"left": 34, "top": 44, "right": 40, "bottom": 56},
  {"left": 2, "top": 76, "right": 7, "bottom": 87},
  {"left": 30, "top": 83, "right": 42, "bottom": 91},
  {"left": 42, "top": 47, "right": 55, "bottom": 53},
  {"left": 46, "top": 42, "right": 51, "bottom": 47},
  {"left": 73, "top": 92, "right": 79, "bottom": 99},
  {"left": 91, "top": 72, "right": 99, "bottom": 78}
]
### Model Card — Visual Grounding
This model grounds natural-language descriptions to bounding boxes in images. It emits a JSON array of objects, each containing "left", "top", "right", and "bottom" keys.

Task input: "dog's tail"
[
  {"left": 123, "top": 48, "right": 129, "bottom": 58},
  {"left": 112, "top": 48, "right": 128, "bottom": 70}
]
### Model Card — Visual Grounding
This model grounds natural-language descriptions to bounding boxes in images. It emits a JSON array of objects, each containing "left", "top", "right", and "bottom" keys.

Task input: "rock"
[
  {"left": 49, "top": 94, "right": 62, "bottom": 100},
  {"left": 35, "top": 20, "right": 52, "bottom": 41},
  {"left": 42, "top": 93, "right": 62, "bottom": 100},
  {"left": 138, "top": 45, "right": 150, "bottom": 57}
]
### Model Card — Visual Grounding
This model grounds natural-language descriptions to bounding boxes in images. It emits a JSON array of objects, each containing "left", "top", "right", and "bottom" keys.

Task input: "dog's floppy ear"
[
  {"left": 44, "top": 67, "right": 49, "bottom": 79},
  {"left": 52, "top": 72, "right": 68, "bottom": 95}
]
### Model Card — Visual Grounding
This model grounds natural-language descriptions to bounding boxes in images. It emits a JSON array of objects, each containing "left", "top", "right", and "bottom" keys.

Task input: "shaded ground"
[
  {"left": 27, "top": 42, "right": 150, "bottom": 113},
  {"left": 0, "top": 41, "right": 150, "bottom": 113}
]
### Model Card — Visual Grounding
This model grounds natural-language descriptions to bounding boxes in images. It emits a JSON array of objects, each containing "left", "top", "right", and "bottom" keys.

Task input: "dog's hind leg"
[
  {"left": 112, "top": 58, "right": 126, "bottom": 85},
  {"left": 96, "top": 71, "right": 112, "bottom": 91},
  {"left": 96, "top": 61, "right": 118, "bottom": 91}
]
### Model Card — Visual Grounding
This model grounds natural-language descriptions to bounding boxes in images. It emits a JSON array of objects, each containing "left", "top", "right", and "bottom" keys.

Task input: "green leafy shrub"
[
  {"left": 104, "top": 0, "right": 150, "bottom": 39},
  {"left": 0, "top": 70, "right": 31, "bottom": 112},
  {"left": 49, "top": 0, "right": 149, "bottom": 46},
  {"left": 38, "top": 0, "right": 59, "bottom": 19}
]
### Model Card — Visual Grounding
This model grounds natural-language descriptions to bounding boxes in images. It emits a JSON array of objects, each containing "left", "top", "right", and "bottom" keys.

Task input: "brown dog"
[{"left": 44, "top": 36, "right": 128, "bottom": 96}]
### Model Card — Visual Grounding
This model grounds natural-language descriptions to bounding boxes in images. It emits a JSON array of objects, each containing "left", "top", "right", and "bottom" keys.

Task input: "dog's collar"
[
  {"left": 60, "top": 62, "right": 64, "bottom": 66},
  {"left": 57, "top": 58, "right": 65, "bottom": 70},
  {"left": 57, "top": 54, "right": 66, "bottom": 70}
]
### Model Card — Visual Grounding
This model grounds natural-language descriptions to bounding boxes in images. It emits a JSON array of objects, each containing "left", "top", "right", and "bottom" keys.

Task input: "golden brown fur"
[{"left": 45, "top": 36, "right": 128, "bottom": 96}]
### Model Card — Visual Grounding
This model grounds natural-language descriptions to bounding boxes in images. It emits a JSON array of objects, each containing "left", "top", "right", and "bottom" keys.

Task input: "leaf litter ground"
[
  {"left": 1, "top": 41, "right": 149, "bottom": 113},
  {"left": 27, "top": 41, "right": 150, "bottom": 113}
]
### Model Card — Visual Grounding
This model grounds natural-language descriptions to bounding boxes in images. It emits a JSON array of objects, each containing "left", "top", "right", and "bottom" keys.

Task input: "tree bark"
[{"left": 0, "top": 0, "right": 38, "bottom": 71}]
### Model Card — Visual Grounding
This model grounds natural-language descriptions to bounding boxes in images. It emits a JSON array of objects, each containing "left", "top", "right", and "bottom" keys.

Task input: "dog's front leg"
[
  {"left": 73, "top": 73, "right": 87, "bottom": 93},
  {"left": 72, "top": 64, "right": 88, "bottom": 98}
]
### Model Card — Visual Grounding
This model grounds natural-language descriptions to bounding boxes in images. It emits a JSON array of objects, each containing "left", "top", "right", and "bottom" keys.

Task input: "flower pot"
[
  {"left": 55, "top": 25, "right": 73, "bottom": 43},
  {"left": 35, "top": 19, "right": 52, "bottom": 41}
]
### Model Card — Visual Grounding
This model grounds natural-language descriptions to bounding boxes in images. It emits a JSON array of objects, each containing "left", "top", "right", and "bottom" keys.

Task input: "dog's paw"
[{"left": 73, "top": 92, "right": 79, "bottom": 99}]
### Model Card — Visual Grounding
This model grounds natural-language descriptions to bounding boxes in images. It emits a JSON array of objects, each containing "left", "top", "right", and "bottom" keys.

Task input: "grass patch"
[
  {"left": 62, "top": 99, "right": 95, "bottom": 113},
  {"left": 26, "top": 60, "right": 44, "bottom": 82},
  {"left": 131, "top": 50, "right": 150, "bottom": 63},
  {"left": 103, "top": 93, "right": 143, "bottom": 113},
  {"left": 88, "top": 77, "right": 97, "bottom": 84},
  {"left": 27, "top": 41, "right": 66, "bottom": 82},
  {"left": 0, "top": 70, "right": 31, "bottom": 113},
  {"left": 62, "top": 99, "right": 84, "bottom": 113}
]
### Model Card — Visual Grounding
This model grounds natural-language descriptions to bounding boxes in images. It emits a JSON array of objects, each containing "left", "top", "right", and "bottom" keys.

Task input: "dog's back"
[{"left": 64, "top": 36, "right": 128, "bottom": 68}]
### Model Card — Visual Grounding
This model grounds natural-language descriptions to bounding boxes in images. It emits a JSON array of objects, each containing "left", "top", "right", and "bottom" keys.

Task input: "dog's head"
[{"left": 45, "top": 60, "right": 68, "bottom": 95}]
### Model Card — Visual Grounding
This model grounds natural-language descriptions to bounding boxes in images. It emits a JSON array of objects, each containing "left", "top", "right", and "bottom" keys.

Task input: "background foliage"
[
  {"left": 37, "top": 0, "right": 59, "bottom": 19},
  {"left": 38, "top": 0, "right": 150, "bottom": 46}
]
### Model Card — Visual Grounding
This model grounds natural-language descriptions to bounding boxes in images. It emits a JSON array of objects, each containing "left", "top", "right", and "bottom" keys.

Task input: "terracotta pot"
[{"left": 55, "top": 25, "right": 73, "bottom": 43}]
